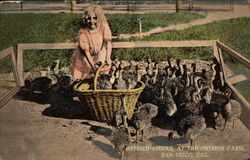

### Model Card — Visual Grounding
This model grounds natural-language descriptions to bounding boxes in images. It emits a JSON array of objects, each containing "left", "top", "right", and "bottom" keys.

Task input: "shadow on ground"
[
  {"left": 15, "top": 89, "right": 94, "bottom": 120},
  {"left": 93, "top": 140, "right": 120, "bottom": 159},
  {"left": 150, "top": 136, "right": 189, "bottom": 148},
  {"left": 81, "top": 121, "right": 113, "bottom": 136},
  {"left": 81, "top": 122, "right": 120, "bottom": 159}
]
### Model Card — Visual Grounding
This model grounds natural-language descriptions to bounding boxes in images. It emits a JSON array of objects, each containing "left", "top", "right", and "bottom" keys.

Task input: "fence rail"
[{"left": 216, "top": 41, "right": 250, "bottom": 69}]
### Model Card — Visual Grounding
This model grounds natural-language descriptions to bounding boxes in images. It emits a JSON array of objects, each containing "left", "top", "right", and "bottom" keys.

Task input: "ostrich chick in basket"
[
  {"left": 132, "top": 103, "right": 158, "bottom": 142},
  {"left": 113, "top": 64, "right": 127, "bottom": 90},
  {"left": 96, "top": 74, "right": 112, "bottom": 90}
]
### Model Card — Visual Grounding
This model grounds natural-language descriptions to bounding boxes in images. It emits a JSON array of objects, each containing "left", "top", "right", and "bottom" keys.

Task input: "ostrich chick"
[
  {"left": 51, "top": 59, "right": 60, "bottom": 75},
  {"left": 110, "top": 126, "right": 130, "bottom": 159},
  {"left": 27, "top": 77, "right": 53, "bottom": 96},
  {"left": 169, "top": 115, "right": 206, "bottom": 147},
  {"left": 222, "top": 99, "right": 242, "bottom": 130},
  {"left": 213, "top": 111, "right": 225, "bottom": 131},
  {"left": 132, "top": 104, "right": 155, "bottom": 142},
  {"left": 138, "top": 103, "right": 158, "bottom": 119},
  {"left": 112, "top": 101, "right": 128, "bottom": 127},
  {"left": 113, "top": 65, "right": 127, "bottom": 90},
  {"left": 97, "top": 74, "right": 112, "bottom": 90},
  {"left": 162, "top": 88, "right": 177, "bottom": 117}
]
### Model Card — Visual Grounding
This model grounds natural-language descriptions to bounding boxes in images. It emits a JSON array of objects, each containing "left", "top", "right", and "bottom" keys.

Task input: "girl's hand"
[
  {"left": 94, "top": 61, "right": 102, "bottom": 69},
  {"left": 106, "top": 58, "right": 112, "bottom": 66},
  {"left": 90, "top": 62, "right": 97, "bottom": 72}
]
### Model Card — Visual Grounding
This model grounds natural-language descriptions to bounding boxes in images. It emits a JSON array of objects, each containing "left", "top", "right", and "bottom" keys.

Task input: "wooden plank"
[
  {"left": 213, "top": 40, "right": 221, "bottom": 65},
  {"left": 216, "top": 40, "right": 250, "bottom": 69},
  {"left": 226, "top": 81, "right": 250, "bottom": 130},
  {"left": 0, "top": 47, "right": 13, "bottom": 60},
  {"left": 0, "top": 87, "right": 20, "bottom": 108},
  {"left": 0, "top": 47, "right": 21, "bottom": 108},
  {"left": 19, "top": 41, "right": 214, "bottom": 50},
  {"left": 10, "top": 47, "right": 21, "bottom": 87},
  {"left": 217, "top": 46, "right": 226, "bottom": 86},
  {"left": 17, "top": 44, "right": 25, "bottom": 86},
  {"left": 112, "top": 40, "right": 214, "bottom": 48},
  {"left": 0, "top": 47, "right": 20, "bottom": 87},
  {"left": 227, "top": 74, "right": 248, "bottom": 84},
  {"left": 19, "top": 43, "right": 77, "bottom": 50}
]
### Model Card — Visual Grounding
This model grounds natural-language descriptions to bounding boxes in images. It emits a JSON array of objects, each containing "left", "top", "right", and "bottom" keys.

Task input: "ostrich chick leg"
[
  {"left": 233, "top": 119, "right": 236, "bottom": 129},
  {"left": 141, "top": 130, "right": 144, "bottom": 142},
  {"left": 136, "top": 130, "right": 139, "bottom": 143},
  {"left": 222, "top": 119, "right": 228, "bottom": 132}
]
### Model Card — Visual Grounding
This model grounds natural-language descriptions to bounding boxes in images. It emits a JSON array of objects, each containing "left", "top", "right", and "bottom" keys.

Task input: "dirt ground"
[{"left": 0, "top": 92, "right": 249, "bottom": 160}]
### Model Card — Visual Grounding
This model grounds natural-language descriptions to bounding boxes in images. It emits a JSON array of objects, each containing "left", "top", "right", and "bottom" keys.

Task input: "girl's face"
[{"left": 85, "top": 11, "right": 98, "bottom": 30}]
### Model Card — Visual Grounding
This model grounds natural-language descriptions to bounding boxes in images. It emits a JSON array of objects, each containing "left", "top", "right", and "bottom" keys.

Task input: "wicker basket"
[{"left": 74, "top": 63, "right": 145, "bottom": 122}]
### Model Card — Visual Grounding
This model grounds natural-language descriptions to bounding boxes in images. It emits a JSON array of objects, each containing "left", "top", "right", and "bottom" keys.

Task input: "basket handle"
[{"left": 93, "top": 62, "right": 107, "bottom": 91}]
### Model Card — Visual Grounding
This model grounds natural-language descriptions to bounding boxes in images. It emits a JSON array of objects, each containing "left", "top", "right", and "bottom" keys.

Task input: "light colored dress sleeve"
[
  {"left": 78, "top": 29, "right": 90, "bottom": 51},
  {"left": 103, "top": 23, "right": 112, "bottom": 41}
]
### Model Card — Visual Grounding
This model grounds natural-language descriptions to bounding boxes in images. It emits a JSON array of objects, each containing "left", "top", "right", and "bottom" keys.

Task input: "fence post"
[
  {"left": 176, "top": 0, "right": 181, "bottom": 13},
  {"left": 230, "top": 0, "right": 234, "bottom": 11},
  {"left": 137, "top": 17, "right": 143, "bottom": 38},
  {"left": 21, "top": 0, "right": 23, "bottom": 11},
  {"left": 189, "top": 0, "right": 193, "bottom": 12},
  {"left": 127, "top": 0, "right": 130, "bottom": 13},
  {"left": 70, "top": 0, "right": 76, "bottom": 13}
]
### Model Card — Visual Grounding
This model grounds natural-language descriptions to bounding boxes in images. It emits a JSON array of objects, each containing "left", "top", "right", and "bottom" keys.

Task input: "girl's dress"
[{"left": 70, "top": 23, "right": 112, "bottom": 80}]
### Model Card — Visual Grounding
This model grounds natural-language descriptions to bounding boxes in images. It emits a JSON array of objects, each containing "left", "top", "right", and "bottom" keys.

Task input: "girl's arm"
[
  {"left": 78, "top": 30, "right": 96, "bottom": 71},
  {"left": 82, "top": 49, "right": 96, "bottom": 71},
  {"left": 103, "top": 23, "right": 113, "bottom": 65},
  {"left": 105, "top": 40, "right": 112, "bottom": 65}
]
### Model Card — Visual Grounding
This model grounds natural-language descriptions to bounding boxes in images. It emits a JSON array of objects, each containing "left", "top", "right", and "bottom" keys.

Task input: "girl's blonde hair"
[{"left": 82, "top": 5, "right": 107, "bottom": 28}]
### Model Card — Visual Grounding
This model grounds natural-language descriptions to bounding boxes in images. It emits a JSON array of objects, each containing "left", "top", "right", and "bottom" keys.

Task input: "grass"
[
  {"left": 0, "top": 13, "right": 80, "bottom": 51},
  {"left": 0, "top": 14, "right": 249, "bottom": 72},
  {"left": 120, "top": 17, "right": 250, "bottom": 60},
  {"left": 0, "top": 12, "right": 205, "bottom": 51},
  {"left": 108, "top": 12, "right": 205, "bottom": 35},
  {"left": 0, "top": 12, "right": 205, "bottom": 72},
  {"left": 0, "top": 56, "right": 12, "bottom": 74}
]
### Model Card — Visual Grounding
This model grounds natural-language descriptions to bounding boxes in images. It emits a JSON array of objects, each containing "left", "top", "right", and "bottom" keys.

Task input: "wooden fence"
[
  {"left": 215, "top": 40, "right": 250, "bottom": 130},
  {"left": 1, "top": 40, "right": 249, "bottom": 129},
  {"left": 16, "top": 40, "right": 215, "bottom": 86}
]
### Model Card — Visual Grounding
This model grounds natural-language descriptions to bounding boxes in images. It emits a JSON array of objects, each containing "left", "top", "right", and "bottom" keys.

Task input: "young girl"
[{"left": 70, "top": 5, "right": 112, "bottom": 80}]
